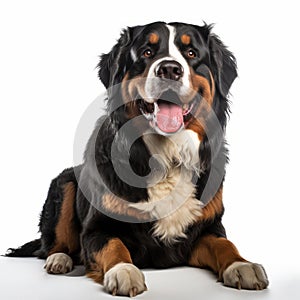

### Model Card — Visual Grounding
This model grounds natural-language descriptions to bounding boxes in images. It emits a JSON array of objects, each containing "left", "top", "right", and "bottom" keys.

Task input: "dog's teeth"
[
  {"left": 153, "top": 102, "right": 159, "bottom": 114},
  {"left": 183, "top": 104, "right": 189, "bottom": 110}
]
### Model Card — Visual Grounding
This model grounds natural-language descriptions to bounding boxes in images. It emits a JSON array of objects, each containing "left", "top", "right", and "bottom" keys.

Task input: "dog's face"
[{"left": 99, "top": 22, "right": 237, "bottom": 135}]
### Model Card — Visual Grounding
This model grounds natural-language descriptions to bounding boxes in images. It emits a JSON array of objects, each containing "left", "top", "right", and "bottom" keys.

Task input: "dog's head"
[{"left": 98, "top": 22, "right": 237, "bottom": 136}]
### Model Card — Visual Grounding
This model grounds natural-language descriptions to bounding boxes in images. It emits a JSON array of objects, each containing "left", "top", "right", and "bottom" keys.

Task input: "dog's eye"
[
  {"left": 187, "top": 49, "right": 197, "bottom": 58},
  {"left": 143, "top": 49, "right": 153, "bottom": 58}
]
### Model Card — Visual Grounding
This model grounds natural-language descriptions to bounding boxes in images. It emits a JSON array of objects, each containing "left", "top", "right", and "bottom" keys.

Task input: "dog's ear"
[
  {"left": 208, "top": 32, "right": 237, "bottom": 97},
  {"left": 98, "top": 28, "right": 133, "bottom": 88}
]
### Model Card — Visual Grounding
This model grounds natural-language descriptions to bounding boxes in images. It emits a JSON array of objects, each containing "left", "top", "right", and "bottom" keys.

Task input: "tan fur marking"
[
  {"left": 185, "top": 70, "right": 216, "bottom": 148},
  {"left": 186, "top": 117, "right": 206, "bottom": 141},
  {"left": 124, "top": 73, "right": 148, "bottom": 105},
  {"left": 199, "top": 187, "right": 224, "bottom": 221},
  {"left": 149, "top": 33, "right": 159, "bottom": 44},
  {"left": 102, "top": 193, "right": 150, "bottom": 221},
  {"left": 190, "top": 72, "right": 213, "bottom": 104},
  {"left": 121, "top": 72, "right": 147, "bottom": 121},
  {"left": 189, "top": 235, "right": 247, "bottom": 280},
  {"left": 87, "top": 238, "right": 132, "bottom": 284},
  {"left": 181, "top": 34, "right": 191, "bottom": 45},
  {"left": 49, "top": 182, "right": 79, "bottom": 255},
  {"left": 122, "top": 71, "right": 163, "bottom": 135}
]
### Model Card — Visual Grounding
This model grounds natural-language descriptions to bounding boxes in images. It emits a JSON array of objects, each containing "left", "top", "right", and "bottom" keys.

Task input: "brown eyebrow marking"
[
  {"left": 181, "top": 34, "right": 191, "bottom": 45},
  {"left": 149, "top": 33, "right": 159, "bottom": 44}
]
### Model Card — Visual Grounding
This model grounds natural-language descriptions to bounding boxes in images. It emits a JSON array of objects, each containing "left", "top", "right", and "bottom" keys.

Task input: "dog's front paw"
[
  {"left": 44, "top": 253, "right": 73, "bottom": 274},
  {"left": 223, "top": 262, "right": 269, "bottom": 290},
  {"left": 103, "top": 263, "right": 147, "bottom": 297}
]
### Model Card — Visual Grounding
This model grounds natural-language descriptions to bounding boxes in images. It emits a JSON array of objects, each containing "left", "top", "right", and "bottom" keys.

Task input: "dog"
[{"left": 6, "top": 21, "right": 269, "bottom": 297}]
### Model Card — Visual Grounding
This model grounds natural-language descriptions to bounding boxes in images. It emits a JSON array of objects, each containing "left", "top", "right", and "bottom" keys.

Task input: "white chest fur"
[{"left": 130, "top": 129, "right": 202, "bottom": 244}]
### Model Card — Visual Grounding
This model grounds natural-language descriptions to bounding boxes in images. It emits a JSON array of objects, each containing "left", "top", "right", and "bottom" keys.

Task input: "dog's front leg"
[
  {"left": 189, "top": 235, "right": 269, "bottom": 290},
  {"left": 82, "top": 233, "right": 147, "bottom": 297}
]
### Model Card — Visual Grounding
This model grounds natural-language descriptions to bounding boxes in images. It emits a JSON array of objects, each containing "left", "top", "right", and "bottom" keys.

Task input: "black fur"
[{"left": 6, "top": 239, "right": 41, "bottom": 257}]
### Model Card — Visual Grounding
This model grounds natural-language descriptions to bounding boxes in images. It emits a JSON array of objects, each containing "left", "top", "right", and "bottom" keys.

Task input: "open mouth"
[{"left": 139, "top": 90, "right": 197, "bottom": 135}]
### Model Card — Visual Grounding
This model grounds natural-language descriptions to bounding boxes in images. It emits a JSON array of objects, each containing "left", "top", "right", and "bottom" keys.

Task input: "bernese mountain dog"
[{"left": 6, "top": 21, "right": 269, "bottom": 297}]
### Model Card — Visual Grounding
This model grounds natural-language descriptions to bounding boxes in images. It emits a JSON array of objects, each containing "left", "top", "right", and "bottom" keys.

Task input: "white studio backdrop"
[{"left": 0, "top": 0, "right": 299, "bottom": 285}]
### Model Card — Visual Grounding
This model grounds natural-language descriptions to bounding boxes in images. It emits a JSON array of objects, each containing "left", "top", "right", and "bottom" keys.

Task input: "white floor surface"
[{"left": 0, "top": 257, "right": 299, "bottom": 300}]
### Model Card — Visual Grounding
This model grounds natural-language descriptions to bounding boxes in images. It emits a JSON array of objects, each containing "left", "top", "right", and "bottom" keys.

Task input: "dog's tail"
[{"left": 5, "top": 239, "right": 41, "bottom": 257}]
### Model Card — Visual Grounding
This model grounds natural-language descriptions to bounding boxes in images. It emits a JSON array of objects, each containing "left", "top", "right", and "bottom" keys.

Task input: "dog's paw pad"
[
  {"left": 223, "top": 262, "right": 269, "bottom": 290},
  {"left": 104, "top": 263, "right": 147, "bottom": 297},
  {"left": 44, "top": 253, "right": 73, "bottom": 274}
]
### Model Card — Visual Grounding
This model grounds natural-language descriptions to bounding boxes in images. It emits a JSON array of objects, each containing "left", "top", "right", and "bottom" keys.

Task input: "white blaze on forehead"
[
  {"left": 166, "top": 25, "right": 190, "bottom": 89},
  {"left": 144, "top": 25, "right": 191, "bottom": 101}
]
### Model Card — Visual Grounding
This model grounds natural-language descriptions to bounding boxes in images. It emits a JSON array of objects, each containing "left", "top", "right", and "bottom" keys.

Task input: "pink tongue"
[{"left": 156, "top": 103, "right": 183, "bottom": 133}]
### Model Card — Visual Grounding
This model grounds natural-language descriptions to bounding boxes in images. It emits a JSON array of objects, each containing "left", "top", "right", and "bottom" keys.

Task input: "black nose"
[{"left": 156, "top": 60, "right": 183, "bottom": 81}]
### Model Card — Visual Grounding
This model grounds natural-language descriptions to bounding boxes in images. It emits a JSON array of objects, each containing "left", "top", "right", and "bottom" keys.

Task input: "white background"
[{"left": 0, "top": 0, "right": 299, "bottom": 299}]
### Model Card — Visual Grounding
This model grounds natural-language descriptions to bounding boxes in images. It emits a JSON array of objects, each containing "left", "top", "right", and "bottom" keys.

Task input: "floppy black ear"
[
  {"left": 98, "top": 28, "right": 132, "bottom": 88},
  {"left": 209, "top": 33, "right": 237, "bottom": 97}
]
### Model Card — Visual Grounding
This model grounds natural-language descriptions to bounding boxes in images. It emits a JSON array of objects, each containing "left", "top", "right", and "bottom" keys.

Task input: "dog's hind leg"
[
  {"left": 43, "top": 179, "right": 80, "bottom": 274},
  {"left": 36, "top": 167, "right": 81, "bottom": 274}
]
